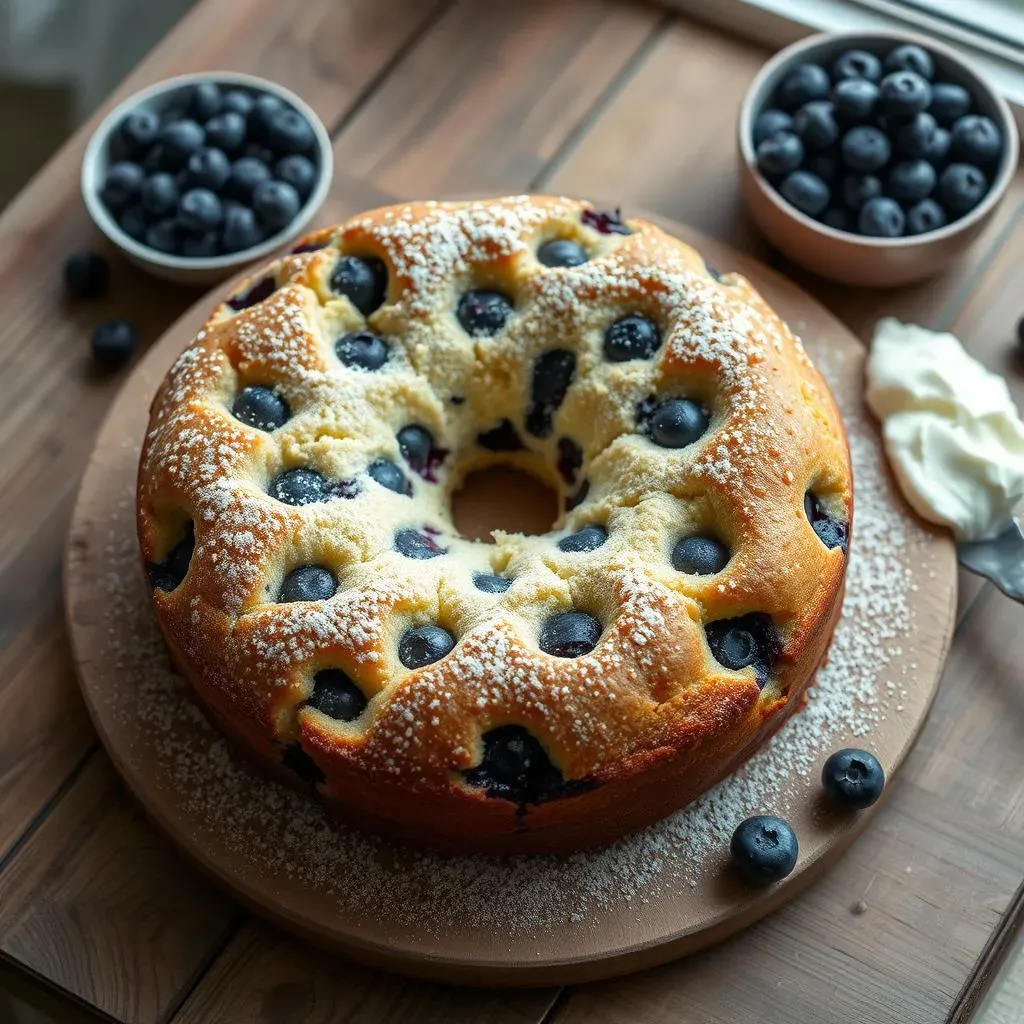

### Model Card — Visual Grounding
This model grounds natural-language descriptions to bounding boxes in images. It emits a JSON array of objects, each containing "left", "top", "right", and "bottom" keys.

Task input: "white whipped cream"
[{"left": 865, "top": 317, "right": 1024, "bottom": 541}]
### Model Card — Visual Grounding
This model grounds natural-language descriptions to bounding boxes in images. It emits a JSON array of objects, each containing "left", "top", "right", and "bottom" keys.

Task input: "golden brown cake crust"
[{"left": 137, "top": 196, "right": 852, "bottom": 854}]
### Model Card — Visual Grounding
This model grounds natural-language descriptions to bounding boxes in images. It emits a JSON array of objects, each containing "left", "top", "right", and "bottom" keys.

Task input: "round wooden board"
[{"left": 64, "top": 213, "right": 957, "bottom": 986}]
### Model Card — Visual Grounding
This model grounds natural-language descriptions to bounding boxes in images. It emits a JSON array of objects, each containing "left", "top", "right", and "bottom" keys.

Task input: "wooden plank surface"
[
  {"left": 1, "top": 0, "right": 1023, "bottom": 1021},
  {"left": 173, "top": 922, "right": 558, "bottom": 1024}
]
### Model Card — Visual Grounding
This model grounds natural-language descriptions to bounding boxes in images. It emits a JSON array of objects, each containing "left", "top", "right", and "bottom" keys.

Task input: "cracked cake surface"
[{"left": 136, "top": 195, "right": 852, "bottom": 853}]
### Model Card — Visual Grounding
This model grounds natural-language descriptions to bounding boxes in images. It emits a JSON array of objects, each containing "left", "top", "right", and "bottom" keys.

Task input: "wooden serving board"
[{"left": 63, "top": 217, "right": 957, "bottom": 986}]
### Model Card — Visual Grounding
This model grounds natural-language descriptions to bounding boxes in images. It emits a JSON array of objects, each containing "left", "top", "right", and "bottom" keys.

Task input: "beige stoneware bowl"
[
  {"left": 82, "top": 72, "right": 333, "bottom": 286},
  {"left": 738, "top": 31, "right": 1019, "bottom": 288}
]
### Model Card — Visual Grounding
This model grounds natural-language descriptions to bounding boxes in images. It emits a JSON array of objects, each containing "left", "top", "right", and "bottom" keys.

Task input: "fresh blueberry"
[
  {"left": 905, "top": 198, "right": 948, "bottom": 235},
  {"left": 893, "top": 111, "right": 937, "bottom": 158},
  {"left": 878, "top": 71, "right": 932, "bottom": 119},
  {"left": 282, "top": 742, "right": 324, "bottom": 788},
  {"left": 177, "top": 188, "right": 223, "bottom": 231},
  {"left": 159, "top": 118, "right": 205, "bottom": 166},
  {"left": 841, "top": 173, "right": 883, "bottom": 209},
  {"left": 473, "top": 573, "right": 512, "bottom": 594},
  {"left": 100, "top": 161, "right": 144, "bottom": 211},
  {"left": 232, "top": 386, "right": 289, "bottom": 431},
  {"left": 185, "top": 147, "right": 231, "bottom": 190},
  {"left": 780, "top": 171, "right": 830, "bottom": 217},
  {"left": 603, "top": 314, "right": 661, "bottom": 362},
  {"left": 141, "top": 172, "right": 179, "bottom": 217},
  {"left": 831, "top": 49, "right": 882, "bottom": 83},
  {"left": 776, "top": 63, "right": 831, "bottom": 110},
  {"left": 730, "top": 815, "right": 799, "bottom": 884},
  {"left": 821, "top": 748, "right": 885, "bottom": 808},
  {"left": 923, "top": 126, "right": 951, "bottom": 167},
  {"left": 270, "top": 468, "right": 331, "bottom": 506},
  {"left": 938, "top": 163, "right": 988, "bottom": 216},
  {"left": 556, "top": 437, "right": 583, "bottom": 485},
  {"left": 755, "top": 131, "right": 803, "bottom": 177},
  {"left": 804, "top": 491, "right": 849, "bottom": 551},
  {"left": 477, "top": 419, "right": 524, "bottom": 451},
  {"left": 950, "top": 114, "right": 1002, "bottom": 165},
  {"left": 884, "top": 43, "right": 934, "bottom": 80},
  {"left": 225, "top": 157, "right": 272, "bottom": 203},
  {"left": 557, "top": 524, "right": 607, "bottom": 553},
  {"left": 119, "top": 205, "right": 148, "bottom": 242},
  {"left": 227, "top": 275, "right": 276, "bottom": 311},
  {"left": 886, "top": 160, "right": 937, "bottom": 203},
  {"left": 367, "top": 458, "right": 410, "bottom": 496},
  {"left": 840, "top": 125, "right": 891, "bottom": 173},
  {"left": 278, "top": 565, "right": 336, "bottom": 603},
  {"left": 221, "top": 203, "right": 263, "bottom": 252},
  {"left": 394, "top": 529, "right": 446, "bottom": 559},
  {"left": 141, "top": 143, "right": 174, "bottom": 174},
  {"left": 859, "top": 195, "right": 905, "bottom": 237},
  {"left": 798, "top": 149, "right": 831, "bottom": 179},
  {"left": 222, "top": 89, "right": 255, "bottom": 118},
  {"left": 91, "top": 319, "right": 136, "bottom": 368},
  {"left": 181, "top": 230, "right": 220, "bottom": 258},
  {"left": 821, "top": 207, "right": 851, "bottom": 232},
  {"left": 397, "top": 425, "right": 435, "bottom": 475},
  {"left": 831, "top": 78, "right": 879, "bottom": 123},
  {"left": 204, "top": 110, "right": 247, "bottom": 154},
  {"left": 791, "top": 100, "right": 838, "bottom": 150},
  {"left": 144, "top": 218, "right": 180, "bottom": 254},
  {"left": 189, "top": 82, "right": 223, "bottom": 121},
  {"left": 118, "top": 109, "right": 160, "bottom": 155},
  {"left": 399, "top": 624, "right": 455, "bottom": 668},
  {"left": 929, "top": 82, "right": 972, "bottom": 127},
  {"left": 644, "top": 397, "right": 709, "bottom": 449},
  {"left": 64, "top": 251, "right": 110, "bottom": 300},
  {"left": 463, "top": 725, "right": 584, "bottom": 804},
  {"left": 456, "top": 289, "right": 513, "bottom": 336},
  {"left": 538, "top": 611, "right": 601, "bottom": 658},
  {"left": 266, "top": 107, "right": 316, "bottom": 153},
  {"left": 537, "top": 238, "right": 588, "bottom": 268},
  {"left": 526, "top": 349, "right": 576, "bottom": 438},
  {"left": 331, "top": 255, "right": 388, "bottom": 315},
  {"left": 706, "top": 612, "right": 778, "bottom": 678},
  {"left": 671, "top": 536, "right": 729, "bottom": 575},
  {"left": 147, "top": 522, "right": 194, "bottom": 591},
  {"left": 335, "top": 330, "right": 390, "bottom": 371},
  {"left": 274, "top": 154, "right": 317, "bottom": 201},
  {"left": 247, "top": 94, "right": 284, "bottom": 141},
  {"left": 752, "top": 108, "right": 792, "bottom": 146},
  {"left": 251, "top": 180, "right": 299, "bottom": 232},
  {"left": 306, "top": 669, "right": 367, "bottom": 722}
]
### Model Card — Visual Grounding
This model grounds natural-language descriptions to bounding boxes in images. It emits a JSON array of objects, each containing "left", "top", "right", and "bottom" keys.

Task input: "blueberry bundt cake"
[{"left": 137, "top": 196, "right": 852, "bottom": 854}]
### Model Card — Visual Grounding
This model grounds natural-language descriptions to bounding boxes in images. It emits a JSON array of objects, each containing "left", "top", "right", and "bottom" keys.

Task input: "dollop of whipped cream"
[{"left": 866, "top": 317, "right": 1024, "bottom": 541}]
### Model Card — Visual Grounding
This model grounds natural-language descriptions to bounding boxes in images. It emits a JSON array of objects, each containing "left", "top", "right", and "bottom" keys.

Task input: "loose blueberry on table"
[
  {"left": 91, "top": 319, "right": 137, "bottom": 368},
  {"left": 753, "top": 42, "right": 1002, "bottom": 236},
  {"left": 99, "top": 81, "right": 320, "bottom": 258},
  {"left": 730, "top": 815, "right": 799, "bottom": 884},
  {"left": 821, "top": 748, "right": 886, "bottom": 808},
  {"left": 64, "top": 250, "right": 110, "bottom": 300}
]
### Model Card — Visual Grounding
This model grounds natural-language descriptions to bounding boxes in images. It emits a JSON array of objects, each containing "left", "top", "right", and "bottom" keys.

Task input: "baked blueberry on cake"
[{"left": 137, "top": 196, "right": 852, "bottom": 854}]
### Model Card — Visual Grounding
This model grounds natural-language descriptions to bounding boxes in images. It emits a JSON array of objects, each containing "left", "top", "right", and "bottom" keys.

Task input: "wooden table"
[{"left": 1, "top": 2, "right": 1023, "bottom": 1021}]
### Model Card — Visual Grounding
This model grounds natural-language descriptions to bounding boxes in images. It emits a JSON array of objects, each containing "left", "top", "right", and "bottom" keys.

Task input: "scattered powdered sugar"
[{"left": 92, "top": 334, "right": 933, "bottom": 944}]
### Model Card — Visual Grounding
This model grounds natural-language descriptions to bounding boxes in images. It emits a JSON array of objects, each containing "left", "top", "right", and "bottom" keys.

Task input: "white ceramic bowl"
[
  {"left": 738, "top": 31, "right": 1019, "bottom": 288},
  {"left": 82, "top": 71, "right": 334, "bottom": 285}
]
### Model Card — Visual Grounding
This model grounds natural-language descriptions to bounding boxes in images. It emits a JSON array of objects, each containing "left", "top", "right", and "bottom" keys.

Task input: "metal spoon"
[{"left": 958, "top": 522, "right": 1024, "bottom": 603}]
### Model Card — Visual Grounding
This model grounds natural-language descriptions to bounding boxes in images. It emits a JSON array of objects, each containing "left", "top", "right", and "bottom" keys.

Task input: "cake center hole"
[{"left": 451, "top": 466, "right": 558, "bottom": 542}]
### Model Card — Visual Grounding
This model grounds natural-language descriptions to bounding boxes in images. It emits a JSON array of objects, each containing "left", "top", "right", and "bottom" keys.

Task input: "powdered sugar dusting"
[{"left": 90, "top": 337, "right": 938, "bottom": 943}]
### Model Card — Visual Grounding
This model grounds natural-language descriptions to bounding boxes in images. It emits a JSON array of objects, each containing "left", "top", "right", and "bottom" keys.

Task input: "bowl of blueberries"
[
  {"left": 82, "top": 72, "right": 333, "bottom": 284},
  {"left": 738, "top": 32, "right": 1017, "bottom": 287}
]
